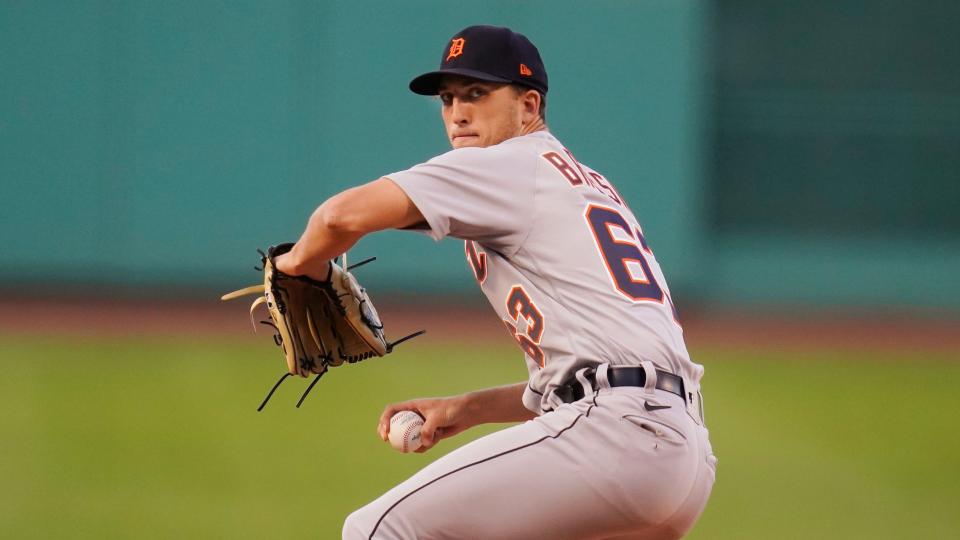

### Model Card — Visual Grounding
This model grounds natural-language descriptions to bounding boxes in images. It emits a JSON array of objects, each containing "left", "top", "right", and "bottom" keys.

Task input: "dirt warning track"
[{"left": 0, "top": 298, "right": 957, "bottom": 355}]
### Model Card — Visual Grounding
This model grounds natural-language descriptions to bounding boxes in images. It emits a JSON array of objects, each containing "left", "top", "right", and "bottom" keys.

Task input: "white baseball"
[{"left": 388, "top": 411, "right": 424, "bottom": 453}]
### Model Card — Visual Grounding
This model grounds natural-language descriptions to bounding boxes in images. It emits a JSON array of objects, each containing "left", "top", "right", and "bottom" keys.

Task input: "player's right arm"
[
  {"left": 275, "top": 177, "right": 424, "bottom": 280},
  {"left": 378, "top": 382, "right": 537, "bottom": 452}
]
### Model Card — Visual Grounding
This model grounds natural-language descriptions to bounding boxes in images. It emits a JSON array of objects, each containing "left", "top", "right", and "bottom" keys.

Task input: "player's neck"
[{"left": 519, "top": 118, "right": 547, "bottom": 137}]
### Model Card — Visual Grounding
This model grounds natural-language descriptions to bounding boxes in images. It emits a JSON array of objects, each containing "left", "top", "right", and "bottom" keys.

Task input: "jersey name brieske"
[{"left": 387, "top": 131, "right": 703, "bottom": 413}]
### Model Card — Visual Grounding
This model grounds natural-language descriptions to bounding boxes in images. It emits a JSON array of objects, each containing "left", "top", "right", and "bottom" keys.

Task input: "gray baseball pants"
[{"left": 344, "top": 363, "right": 716, "bottom": 539}]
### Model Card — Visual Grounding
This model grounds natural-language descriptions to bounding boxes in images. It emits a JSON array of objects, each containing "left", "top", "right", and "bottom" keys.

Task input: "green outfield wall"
[{"left": 2, "top": 1, "right": 957, "bottom": 309}]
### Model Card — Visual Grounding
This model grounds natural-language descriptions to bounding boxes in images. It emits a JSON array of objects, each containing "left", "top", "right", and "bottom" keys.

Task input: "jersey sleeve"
[{"left": 386, "top": 143, "right": 537, "bottom": 254}]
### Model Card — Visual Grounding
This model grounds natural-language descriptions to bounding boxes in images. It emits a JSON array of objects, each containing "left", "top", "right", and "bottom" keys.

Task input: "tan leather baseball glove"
[{"left": 221, "top": 243, "right": 423, "bottom": 410}]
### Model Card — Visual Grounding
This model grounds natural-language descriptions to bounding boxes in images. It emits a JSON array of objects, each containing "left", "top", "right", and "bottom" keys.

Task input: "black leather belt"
[{"left": 559, "top": 366, "right": 686, "bottom": 403}]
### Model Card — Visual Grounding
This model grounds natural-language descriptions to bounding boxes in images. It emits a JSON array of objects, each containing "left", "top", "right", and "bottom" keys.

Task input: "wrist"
[
  {"left": 460, "top": 387, "right": 506, "bottom": 426},
  {"left": 274, "top": 251, "right": 297, "bottom": 276},
  {"left": 460, "top": 391, "right": 482, "bottom": 417},
  {"left": 285, "top": 245, "right": 330, "bottom": 281},
  {"left": 452, "top": 392, "right": 483, "bottom": 428},
  {"left": 307, "top": 259, "right": 332, "bottom": 282}
]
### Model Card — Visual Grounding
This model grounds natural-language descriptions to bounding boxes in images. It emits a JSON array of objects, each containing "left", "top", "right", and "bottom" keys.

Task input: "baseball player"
[{"left": 274, "top": 25, "right": 716, "bottom": 539}]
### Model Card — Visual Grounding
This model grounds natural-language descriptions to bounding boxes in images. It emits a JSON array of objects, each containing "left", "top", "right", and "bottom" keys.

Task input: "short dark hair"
[{"left": 512, "top": 85, "right": 546, "bottom": 121}]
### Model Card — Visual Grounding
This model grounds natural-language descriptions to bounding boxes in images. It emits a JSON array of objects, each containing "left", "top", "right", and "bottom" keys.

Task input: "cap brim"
[{"left": 409, "top": 68, "right": 512, "bottom": 95}]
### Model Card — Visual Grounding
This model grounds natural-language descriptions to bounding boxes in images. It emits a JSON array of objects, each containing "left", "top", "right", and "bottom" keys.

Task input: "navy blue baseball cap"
[{"left": 409, "top": 25, "right": 548, "bottom": 96}]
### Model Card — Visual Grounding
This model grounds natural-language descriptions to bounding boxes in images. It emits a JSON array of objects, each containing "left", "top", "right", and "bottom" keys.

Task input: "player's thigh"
[
  {"left": 344, "top": 406, "right": 603, "bottom": 540},
  {"left": 344, "top": 400, "right": 695, "bottom": 540},
  {"left": 342, "top": 415, "right": 551, "bottom": 539}
]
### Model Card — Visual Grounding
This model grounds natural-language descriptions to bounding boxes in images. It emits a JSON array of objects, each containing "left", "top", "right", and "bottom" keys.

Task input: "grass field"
[{"left": 1, "top": 334, "right": 958, "bottom": 539}]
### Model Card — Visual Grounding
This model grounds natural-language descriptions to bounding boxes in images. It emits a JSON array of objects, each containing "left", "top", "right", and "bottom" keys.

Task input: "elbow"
[{"left": 313, "top": 196, "right": 362, "bottom": 234}]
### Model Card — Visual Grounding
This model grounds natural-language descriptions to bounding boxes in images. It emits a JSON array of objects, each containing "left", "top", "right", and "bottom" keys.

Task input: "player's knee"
[
  {"left": 342, "top": 500, "right": 418, "bottom": 540},
  {"left": 341, "top": 507, "right": 370, "bottom": 540}
]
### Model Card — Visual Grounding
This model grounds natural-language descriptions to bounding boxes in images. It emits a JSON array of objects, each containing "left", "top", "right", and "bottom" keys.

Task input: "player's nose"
[{"left": 449, "top": 98, "right": 470, "bottom": 125}]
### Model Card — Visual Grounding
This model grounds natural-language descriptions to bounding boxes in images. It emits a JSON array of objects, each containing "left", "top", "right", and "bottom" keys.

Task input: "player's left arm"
[{"left": 275, "top": 177, "right": 423, "bottom": 279}]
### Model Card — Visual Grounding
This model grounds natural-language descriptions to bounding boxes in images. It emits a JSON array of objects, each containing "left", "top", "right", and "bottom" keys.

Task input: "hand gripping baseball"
[
  {"left": 378, "top": 396, "right": 475, "bottom": 453},
  {"left": 222, "top": 243, "right": 424, "bottom": 410}
]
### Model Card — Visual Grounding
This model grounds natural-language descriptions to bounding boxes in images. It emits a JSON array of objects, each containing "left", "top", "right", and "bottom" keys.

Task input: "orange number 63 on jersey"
[{"left": 503, "top": 285, "right": 546, "bottom": 367}]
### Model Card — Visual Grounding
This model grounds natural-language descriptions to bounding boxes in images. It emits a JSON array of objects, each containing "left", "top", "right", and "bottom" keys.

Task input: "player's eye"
[
  {"left": 439, "top": 93, "right": 453, "bottom": 106},
  {"left": 468, "top": 87, "right": 485, "bottom": 99}
]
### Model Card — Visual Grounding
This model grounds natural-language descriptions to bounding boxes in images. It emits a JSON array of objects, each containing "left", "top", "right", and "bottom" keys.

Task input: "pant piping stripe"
[{"left": 367, "top": 402, "right": 595, "bottom": 539}]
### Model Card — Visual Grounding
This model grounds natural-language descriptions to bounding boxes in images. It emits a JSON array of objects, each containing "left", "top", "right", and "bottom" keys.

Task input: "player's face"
[{"left": 438, "top": 78, "right": 524, "bottom": 149}]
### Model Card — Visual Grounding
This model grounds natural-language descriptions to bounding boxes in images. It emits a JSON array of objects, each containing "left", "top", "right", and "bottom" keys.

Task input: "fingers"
[
  {"left": 420, "top": 415, "right": 455, "bottom": 452},
  {"left": 420, "top": 415, "right": 439, "bottom": 450},
  {"left": 419, "top": 418, "right": 441, "bottom": 450},
  {"left": 377, "top": 401, "right": 423, "bottom": 441},
  {"left": 377, "top": 403, "right": 402, "bottom": 441}
]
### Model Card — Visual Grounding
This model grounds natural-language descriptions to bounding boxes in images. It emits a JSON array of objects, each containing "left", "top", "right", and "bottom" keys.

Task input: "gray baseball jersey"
[
  {"left": 387, "top": 130, "right": 703, "bottom": 414},
  {"left": 345, "top": 130, "right": 715, "bottom": 540}
]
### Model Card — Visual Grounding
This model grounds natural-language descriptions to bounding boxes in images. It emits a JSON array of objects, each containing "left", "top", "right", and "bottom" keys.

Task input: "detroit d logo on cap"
[{"left": 446, "top": 38, "right": 465, "bottom": 60}]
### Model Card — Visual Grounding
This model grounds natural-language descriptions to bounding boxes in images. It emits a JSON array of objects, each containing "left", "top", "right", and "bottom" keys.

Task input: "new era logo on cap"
[{"left": 409, "top": 25, "right": 548, "bottom": 96}]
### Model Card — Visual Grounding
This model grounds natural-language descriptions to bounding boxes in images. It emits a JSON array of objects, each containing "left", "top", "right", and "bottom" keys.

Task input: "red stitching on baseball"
[{"left": 402, "top": 419, "right": 419, "bottom": 452}]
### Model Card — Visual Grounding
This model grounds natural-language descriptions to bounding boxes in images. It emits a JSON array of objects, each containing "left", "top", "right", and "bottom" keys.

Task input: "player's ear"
[{"left": 519, "top": 88, "right": 541, "bottom": 124}]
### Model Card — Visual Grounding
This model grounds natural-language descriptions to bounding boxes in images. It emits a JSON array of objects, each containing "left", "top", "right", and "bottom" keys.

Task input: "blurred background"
[{"left": 1, "top": 1, "right": 957, "bottom": 539}]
